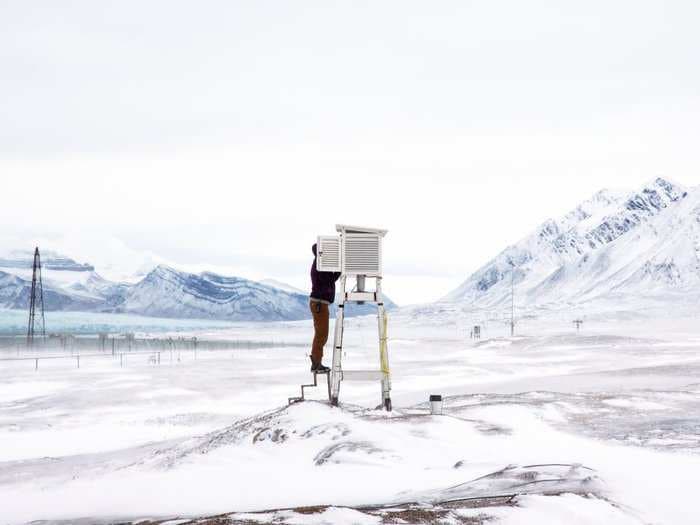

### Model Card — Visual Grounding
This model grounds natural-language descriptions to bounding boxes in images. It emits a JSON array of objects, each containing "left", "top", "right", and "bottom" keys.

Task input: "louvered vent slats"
[
  {"left": 317, "top": 236, "right": 341, "bottom": 272},
  {"left": 316, "top": 229, "right": 384, "bottom": 276},
  {"left": 344, "top": 234, "right": 381, "bottom": 276}
]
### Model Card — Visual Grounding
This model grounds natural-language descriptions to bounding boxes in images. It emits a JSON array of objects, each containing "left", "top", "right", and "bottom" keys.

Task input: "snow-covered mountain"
[
  {"left": 0, "top": 251, "right": 108, "bottom": 311},
  {"left": 115, "top": 266, "right": 310, "bottom": 321},
  {"left": 444, "top": 178, "right": 700, "bottom": 312},
  {"left": 0, "top": 252, "right": 396, "bottom": 322}
]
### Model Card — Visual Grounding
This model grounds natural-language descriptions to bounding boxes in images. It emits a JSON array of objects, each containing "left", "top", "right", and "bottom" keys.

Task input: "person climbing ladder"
[{"left": 309, "top": 243, "right": 340, "bottom": 372}]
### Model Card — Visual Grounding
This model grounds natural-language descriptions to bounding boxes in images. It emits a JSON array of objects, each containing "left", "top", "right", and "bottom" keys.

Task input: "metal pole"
[{"left": 510, "top": 261, "right": 515, "bottom": 337}]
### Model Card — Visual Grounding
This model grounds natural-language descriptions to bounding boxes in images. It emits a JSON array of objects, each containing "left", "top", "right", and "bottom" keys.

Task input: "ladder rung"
[
  {"left": 341, "top": 370, "right": 386, "bottom": 381},
  {"left": 345, "top": 292, "right": 377, "bottom": 302}
]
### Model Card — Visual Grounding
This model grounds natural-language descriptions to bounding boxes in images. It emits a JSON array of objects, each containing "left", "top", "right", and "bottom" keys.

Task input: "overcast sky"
[{"left": 2, "top": 1, "right": 700, "bottom": 304}]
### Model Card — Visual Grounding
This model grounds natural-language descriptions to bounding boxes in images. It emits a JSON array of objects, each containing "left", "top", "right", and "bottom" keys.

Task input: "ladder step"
[
  {"left": 345, "top": 292, "right": 377, "bottom": 302},
  {"left": 341, "top": 370, "right": 386, "bottom": 381},
  {"left": 288, "top": 371, "right": 331, "bottom": 406}
]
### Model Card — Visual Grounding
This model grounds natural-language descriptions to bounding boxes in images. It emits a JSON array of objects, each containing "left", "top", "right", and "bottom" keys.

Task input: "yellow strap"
[{"left": 379, "top": 312, "right": 390, "bottom": 375}]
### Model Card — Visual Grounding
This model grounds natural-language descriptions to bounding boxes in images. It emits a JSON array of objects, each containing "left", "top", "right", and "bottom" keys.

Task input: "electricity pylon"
[{"left": 27, "top": 247, "right": 46, "bottom": 344}]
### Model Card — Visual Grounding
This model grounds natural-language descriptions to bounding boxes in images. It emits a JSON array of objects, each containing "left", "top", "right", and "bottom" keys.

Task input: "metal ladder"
[
  {"left": 288, "top": 370, "right": 331, "bottom": 405},
  {"left": 329, "top": 275, "right": 392, "bottom": 411}
]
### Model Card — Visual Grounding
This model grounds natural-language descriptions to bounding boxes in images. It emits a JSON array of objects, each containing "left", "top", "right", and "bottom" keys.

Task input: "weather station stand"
[{"left": 317, "top": 224, "right": 392, "bottom": 411}]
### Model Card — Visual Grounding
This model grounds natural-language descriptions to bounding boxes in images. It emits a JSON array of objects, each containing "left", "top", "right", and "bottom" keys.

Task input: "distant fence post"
[{"left": 0, "top": 336, "right": 303, "bottom": 373}]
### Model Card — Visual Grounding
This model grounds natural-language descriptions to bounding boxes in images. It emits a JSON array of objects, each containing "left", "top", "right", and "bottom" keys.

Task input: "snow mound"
[
  {"left": 147, "top": 402, "right": 400, "bottom": 470},
  {"left": 0, "top": 395, "right": 649, "bottom": 524},
  {"left": 142, "top": 402, "right": 604, "bottom": 503}
]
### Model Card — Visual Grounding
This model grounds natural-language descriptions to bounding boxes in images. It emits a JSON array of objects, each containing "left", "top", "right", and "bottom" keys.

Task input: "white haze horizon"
[
  {"left": 3, "top": 1, "right": 700, "bottom": 304},
  {"left": 0, "top": 175, "right": 693, "bottom": 306}
]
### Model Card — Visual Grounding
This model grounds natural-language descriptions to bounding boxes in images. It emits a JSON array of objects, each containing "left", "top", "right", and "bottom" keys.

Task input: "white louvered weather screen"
[
  {"left": 317, "top": 236, "right": 341, "bottom": 272},
  {"left": 343, "top": 234, "right": 381, "bottom": 276}
]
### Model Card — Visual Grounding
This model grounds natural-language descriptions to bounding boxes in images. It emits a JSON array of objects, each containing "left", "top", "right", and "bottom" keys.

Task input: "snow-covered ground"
[{"left": 1, "top": 312, "right": 700, "bottom": 524}]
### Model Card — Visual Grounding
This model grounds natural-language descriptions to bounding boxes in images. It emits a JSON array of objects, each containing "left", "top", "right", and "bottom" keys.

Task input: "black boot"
[{"left": 310, "top": 357, "right": 330, "bottom": 373}]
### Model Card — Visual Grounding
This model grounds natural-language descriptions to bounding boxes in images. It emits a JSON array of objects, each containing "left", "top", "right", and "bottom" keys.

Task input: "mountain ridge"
[
  {"left": 443, "top": 177, "right": 698, "bottom": 311},
  {"left": 0, "top": 257, "right": 396, "bottom": 321}
]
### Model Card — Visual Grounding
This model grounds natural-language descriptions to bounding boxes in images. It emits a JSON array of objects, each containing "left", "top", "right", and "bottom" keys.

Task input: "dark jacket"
[{"left": 310, "top": 243, "right": 341, "bottom": 303}]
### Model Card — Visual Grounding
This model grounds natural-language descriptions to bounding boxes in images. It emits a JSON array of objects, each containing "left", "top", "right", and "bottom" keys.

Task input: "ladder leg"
[
  {"left": 377, "top": 302, "right": 392, "bottom": 411},
  {"left": 330, "top": 276, "right": 346, "bottom": 406},
  {"left": 330, "top": 304, "right": 344, "bottom": 405}
]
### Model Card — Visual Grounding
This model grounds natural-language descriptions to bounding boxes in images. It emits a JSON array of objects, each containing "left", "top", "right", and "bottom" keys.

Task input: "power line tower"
[{"left": 27, "top": 247, "right": 46, "bottom": 345}]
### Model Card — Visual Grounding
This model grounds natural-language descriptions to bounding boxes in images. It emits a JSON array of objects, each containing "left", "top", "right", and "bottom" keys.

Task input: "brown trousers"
[{"left": 310, "top": 300, "right": 330, "bottom": 364}]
